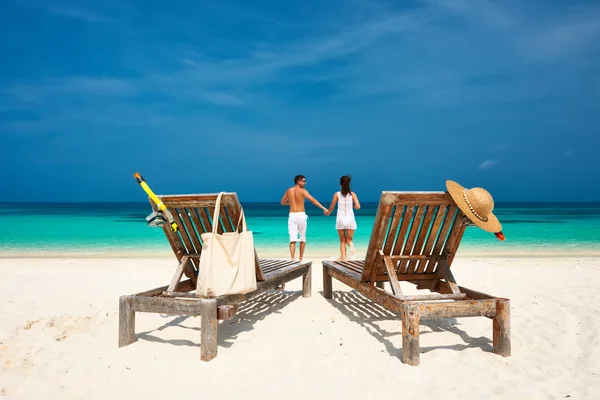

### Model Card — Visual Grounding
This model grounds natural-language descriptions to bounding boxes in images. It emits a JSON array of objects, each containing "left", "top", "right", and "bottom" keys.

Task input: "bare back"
[{"left": 285, "top": 186, "right": 308, "bottom": 212}]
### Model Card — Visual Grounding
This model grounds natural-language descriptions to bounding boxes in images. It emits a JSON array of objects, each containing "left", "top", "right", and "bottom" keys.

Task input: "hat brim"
[{"left": 446, "top": 180, "right": 502, "bottom": 233}]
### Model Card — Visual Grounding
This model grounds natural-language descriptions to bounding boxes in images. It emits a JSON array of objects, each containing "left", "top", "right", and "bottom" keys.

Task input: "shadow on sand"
[
  {"left": 326, "top": 290, "right": 493, "bottom": 359},
  {"left": 136, "top": 290, "right": 302, "bottom": 349}
]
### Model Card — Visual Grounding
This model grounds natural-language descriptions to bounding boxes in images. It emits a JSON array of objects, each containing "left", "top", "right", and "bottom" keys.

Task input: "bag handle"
[
  {"left": 235, "top": 208, "right": 247, "bottom": 232},
  {"left": 211, "top": 192, "right": 248, "bottom": 234},
  {"left": 211, "top": 192, "right": 224, "bottom": 234}
]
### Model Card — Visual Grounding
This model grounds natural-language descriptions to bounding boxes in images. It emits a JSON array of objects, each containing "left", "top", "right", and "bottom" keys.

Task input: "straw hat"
[{"left": 446, "top": 180, "right": 502, "bottom": 233}]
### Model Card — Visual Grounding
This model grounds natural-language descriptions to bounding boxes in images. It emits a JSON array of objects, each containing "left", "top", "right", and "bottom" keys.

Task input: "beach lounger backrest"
[
  {"left": 362, "top": 191, "right": 468, "bottom": 283},
  {"left": 151, "top": 193, "right": 264, "bottom": 281}
]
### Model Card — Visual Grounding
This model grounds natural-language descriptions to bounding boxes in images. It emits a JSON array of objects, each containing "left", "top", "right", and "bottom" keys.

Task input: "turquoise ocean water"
[{"left": 0, "top": 202, "right": 599, "bottom": 256}]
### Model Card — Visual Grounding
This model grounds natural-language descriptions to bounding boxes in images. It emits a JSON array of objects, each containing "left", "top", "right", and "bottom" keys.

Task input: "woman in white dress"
[{"left": 325, "top": 175, "right": 361, "bottom": 261}]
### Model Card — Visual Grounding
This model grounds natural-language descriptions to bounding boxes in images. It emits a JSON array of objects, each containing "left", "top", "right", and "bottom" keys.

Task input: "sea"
[{"left": 0, "top": 202, "right": 598, "bottom": 257}]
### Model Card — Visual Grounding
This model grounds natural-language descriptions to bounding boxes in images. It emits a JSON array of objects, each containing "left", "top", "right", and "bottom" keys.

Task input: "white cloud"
[{"left": 478, "top": 160, "right": 500, "bottom": 169}]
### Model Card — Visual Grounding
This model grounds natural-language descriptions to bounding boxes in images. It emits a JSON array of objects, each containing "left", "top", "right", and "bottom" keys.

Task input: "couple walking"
[{"left": 280, "top": 174, "right": 361, "bottom": 262}]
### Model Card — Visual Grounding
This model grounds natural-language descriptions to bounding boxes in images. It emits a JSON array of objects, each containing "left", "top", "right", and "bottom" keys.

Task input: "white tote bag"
[{"left": 196, "top": 193, "right": 257, "bottom": 298}]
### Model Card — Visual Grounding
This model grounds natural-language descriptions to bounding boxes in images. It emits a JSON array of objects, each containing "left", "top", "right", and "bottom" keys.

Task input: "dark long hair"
[{"left": 340, "top": 175, "right": 352, "bottom": 196}]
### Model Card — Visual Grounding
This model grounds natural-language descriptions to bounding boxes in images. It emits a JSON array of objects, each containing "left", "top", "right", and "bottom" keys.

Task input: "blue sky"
[{"left": 1, "top": 0, "right": 599, "bottom": 202}]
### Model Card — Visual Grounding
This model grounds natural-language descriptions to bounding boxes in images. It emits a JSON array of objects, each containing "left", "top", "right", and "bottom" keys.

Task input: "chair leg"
[
  {"left": 200, "top": 298, "right": 218, "bottom": 361},
  {"left": 302, "top": 265, "right": 312, "bottom": 298},
  {"left": 322, "top": 266, "right": 332, "bottom": 299},
  {"left": 401, "top": 303, "right": 420, "bottom": 366},
  {"left": 118, "top": 295, "right": 136, "bottom": 347},
  {"left": 493, "top": 298, "right": 511, "bottom": 357}
]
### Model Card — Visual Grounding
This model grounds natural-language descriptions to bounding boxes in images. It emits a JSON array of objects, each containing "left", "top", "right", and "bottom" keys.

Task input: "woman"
[{"left": 325, "top": 175, "right": 361, "bottom": 261}]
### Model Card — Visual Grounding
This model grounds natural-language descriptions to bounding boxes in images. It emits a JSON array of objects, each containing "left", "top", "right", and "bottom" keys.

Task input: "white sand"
[{"left": 1, "top": 255, "right": 599, "bottom": 399}]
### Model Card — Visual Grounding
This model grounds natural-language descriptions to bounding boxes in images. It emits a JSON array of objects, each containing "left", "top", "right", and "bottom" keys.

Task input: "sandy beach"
[{"left": 1, "top": 254, "right": 599, "bottom": 399}]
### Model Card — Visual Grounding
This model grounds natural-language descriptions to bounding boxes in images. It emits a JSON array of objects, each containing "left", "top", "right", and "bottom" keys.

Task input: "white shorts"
[
  {"left": 336, "top": 216, "right": 357, "bottom": 230},
  {"left": 288, "top": 212, "right": 308, "bottom": 242}
]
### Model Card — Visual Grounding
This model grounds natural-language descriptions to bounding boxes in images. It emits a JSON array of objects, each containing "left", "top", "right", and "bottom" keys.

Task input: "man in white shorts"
[{"left": 281, "top": 175, "right": 328, "bottom": 262}]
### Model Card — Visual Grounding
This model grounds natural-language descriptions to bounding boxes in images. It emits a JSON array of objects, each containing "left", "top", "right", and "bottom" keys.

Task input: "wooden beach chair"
[
  {"left": 322, "top": 191, "right": 510, "bottom": 366},
  {"left": 118, "top": 192, "right": 312, "bottom": 361}
]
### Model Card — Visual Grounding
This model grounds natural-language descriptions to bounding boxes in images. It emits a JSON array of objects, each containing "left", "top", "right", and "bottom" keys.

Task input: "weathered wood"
[
  {"left": 424, "top": 206, "right": 457, "bottom": 273},
  {"left": 206, "top": 206, "right": 224, "bottom": 234},
  {"left": 167, "top": 256, "right": 189, "bottom": 292},
  {"left": 399, "top": 293, "right": 467, "bottom": 301},
  {"left": 390, "top": 205, "right": 415, "bottom": 268},
  {"left": 161, "top": 291, "right": 197, "bottom": 298},
  {"left": 377, "top": 191, "right": 455, "bottom": 206},
  {"left": 132, "top": 296, "right": 203, "bottom": 315},
  {"left": 427, "top": 282, "right": 497, "bottom": 300},
  {"left": 432, "top": 257, "right": 460, "bottom": 294},
  {"left": 175, "top": 279, "right": 194, "bottom": 293},
  {"left": 388, "top": 255, "right": 439, "bottom": 261},
  {"left": 363, "top": 196, "right": 394, "bottom": 281},
  {"left": 401, "top": 303, "right": 420, "bottom": 366},
  {"left": 217, "top": 305, "right": 237, "bottom": 320},
  {"left": 417, "top": 299, "right": 497, "bottom": 319},
  {"left": 397, "top": 205, "right": 426, "bottom": 275},
  {"left": 441, "top": 212, "right": 468, "bottom": 272},
  {"left": 302, "top": 265, "right": 312, "bottom": 298},
  {"left": 383, "top": 253, "right": 403, "bottom": 296},
  {"left": 493, "top": 299, "right": 511, "bottom": 357},
  {"left": 406, "top": 205, "right": 436, "bottom": 274},
  {"left": 323, "top": 266, "right": 333, "bottom": 298},
  {"left": 375, "top": 273, "right": 436, "bottom": 281},
  {"left": 415, "top": 205, "right": 447, "bottom": 273},
  {"left": 217, "top": 262, "right": 310, "bottom": 305},
  {"left": 171, "top": 207, "right": 199, "bottom": 253},
  {"left": 200, "top": 299, "right": 218, "bottom": 361},
  {"left": 382, "top": 205, "right": 404, "bottom": 255},
  {"left": 178, "top": 208, "right": 204, "bottom": 254},
  {"left": 219, "top": 206, "right": 234, "bottom": 232},
  {"left": 118, "top": 296, "right": 136, "bottom": 347}
]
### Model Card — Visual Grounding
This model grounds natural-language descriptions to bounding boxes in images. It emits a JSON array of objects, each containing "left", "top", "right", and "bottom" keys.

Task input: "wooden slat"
[
  {"left": 442, "top": 210, "right": 468, "bottom": 270},
  {"left": 415, "top": 205, "right": 448, "bottom": 273},
  {"left": 150, "top": 200, "right": 185, "bottom": 259},
  {"left": 376, "top": 191, "right": 455, "bottom": 206},
  {"left": 382, "top": 205, "right": 404, "bottom": 255},
  {"left": 405, "top": 205, "right": 436, "bottom": 274},
  {"left": 375, "top": 273, "right": 436, "bottom": 281},
  {"left": 424, "top": 205, "right": 458, "bottom": 273},
  {"left": 178, "top": 208, "right": 203, "bottom": 255},
  {"left": 391, "top": 205, "right": 415, "bottom": 256},
  {"left": 195, "top": 207, "right": 213, "bottom": 233},
  {"left": 436, "top": 257, "right": 460, "bottom": 294},
  {"left": 399, "top": 293, "right": 467, "bottom": 301},
  {"left": 397, "top": 205, "right": 426, "bottom": 275},
  {"left": 206, "top": 206, "right": 224, "bottom": 234},
  {"left": 417, "top": 299, "right": 497, "bottom": 319},
  {"left": 363, "top": 196, "right": 394, "bottom": 282},
  {"left": 383, "top": 253, "right": 403, "bottom": 296},
  {"left": 347, "top": 260, "right": 364, "bottom": 269},
  {"left": 132, "top": 297, "right": 204, "bottom": 315},
  {"left": 220, "top": 206, "right": 234, "bottom": 232},
  {"left": 167, "top": 256, "right": 189, "bottom": 292},
  {"left": 325, "top": 264, "right": 497, "bottom": 319},
  {"left": 169, "top": 207, "right": 198, "bottom": 254}
]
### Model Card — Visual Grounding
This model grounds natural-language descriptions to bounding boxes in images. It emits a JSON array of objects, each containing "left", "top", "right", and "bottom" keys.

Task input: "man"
[{"left": 281, "top": 175, "right": 328, "bottom": 262}]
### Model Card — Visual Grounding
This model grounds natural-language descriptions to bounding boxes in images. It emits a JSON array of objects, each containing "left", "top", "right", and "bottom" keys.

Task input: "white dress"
[{"left": 336, "top": 192, "right": 357, "bottom": 230}]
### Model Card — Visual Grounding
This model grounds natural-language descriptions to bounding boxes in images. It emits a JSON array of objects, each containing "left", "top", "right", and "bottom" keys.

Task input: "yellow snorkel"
[{"left": 134, "top": 172, "right": 179, "bottom": 232}]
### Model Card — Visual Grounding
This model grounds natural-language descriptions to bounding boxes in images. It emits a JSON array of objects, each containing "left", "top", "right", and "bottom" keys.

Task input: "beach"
[{"left": 2, "top": 253, "right": 599, "bottom": 399}]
